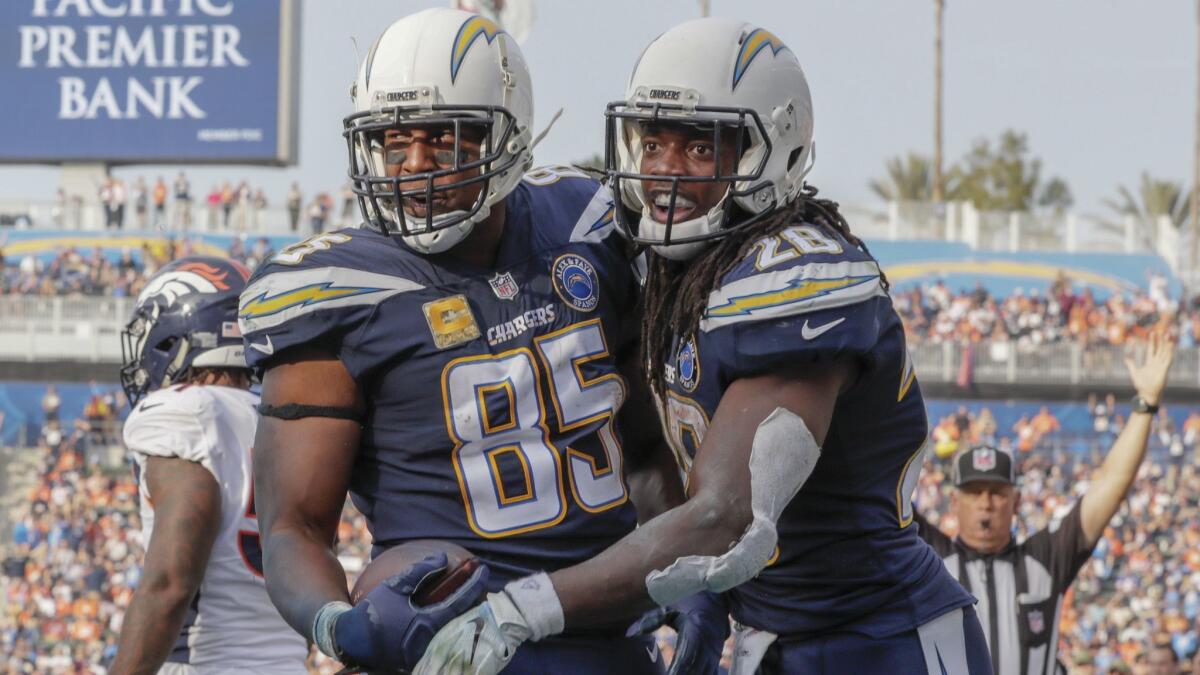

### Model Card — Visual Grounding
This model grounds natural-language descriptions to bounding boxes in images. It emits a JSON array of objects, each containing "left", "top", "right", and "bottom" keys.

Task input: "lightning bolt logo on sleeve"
[
  {"left": 700, "top": 261, "right": 886, "bottom": 331},
  {"left": 238, "top": 267, "right": 425, "bottom": 333}
]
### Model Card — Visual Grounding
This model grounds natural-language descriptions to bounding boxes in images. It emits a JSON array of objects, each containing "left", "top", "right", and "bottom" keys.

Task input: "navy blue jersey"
[
  {"left": 659, "top": 223, "right": 972, "bottom": 639},
  {"left": 239, "top": 167, "right": 640, "bottom": 587}
]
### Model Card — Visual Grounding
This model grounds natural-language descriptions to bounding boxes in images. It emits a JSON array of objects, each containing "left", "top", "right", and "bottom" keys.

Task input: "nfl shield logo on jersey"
[
  {"left": 489, "top": 272, "right": 520, "bottom": 301},
  {"left": 1028, "top": 609, "right": 1044, "bottom": 634},
  {"left": 973, "top": 448, "right": 996, "bottom": 471}
]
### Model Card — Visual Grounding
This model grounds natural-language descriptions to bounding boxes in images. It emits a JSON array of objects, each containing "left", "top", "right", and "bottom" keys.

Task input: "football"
[{"left": 349, "top": 540, "right": 481, "bottom": 606}]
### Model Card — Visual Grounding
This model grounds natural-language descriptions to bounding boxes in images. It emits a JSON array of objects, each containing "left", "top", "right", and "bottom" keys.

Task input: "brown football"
[{"left": 349, "top": 540, "right": 480, "bottom": 606}]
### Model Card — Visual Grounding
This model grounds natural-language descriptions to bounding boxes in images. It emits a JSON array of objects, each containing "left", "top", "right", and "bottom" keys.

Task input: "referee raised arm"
[{"left": 914, "top": 329, "right": 1176, "bottom": 675}]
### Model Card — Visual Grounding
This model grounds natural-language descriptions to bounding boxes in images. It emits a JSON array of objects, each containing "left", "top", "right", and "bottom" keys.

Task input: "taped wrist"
[
  {"left": 258, "top": 402, "right": 364, "bottom": 423},
  {"left": 312, "top": 600, "right": 352, "bottom": 659},
  {"left": 490, "top": 572, "right": 565, "bottom": 642}
]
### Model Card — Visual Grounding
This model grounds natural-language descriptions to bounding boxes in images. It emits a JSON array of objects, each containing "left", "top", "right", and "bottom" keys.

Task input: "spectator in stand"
[
  {"left": 205, "top": 185, "right": 221, "bottom": 230},
  {"left": 235, "top": 180, "right": 251, "bottom": 230},
  {"left": 252, "top": 188, "right": 268, "bottom": 231},
  {"left": 42, "top": 385, "right": 60, "bottom": 426},
  {"left": 173, "top": 171, "right": 192, "bottom": 231},
  {"left": 131, "top": 178, "right": 148, "bottom": 230},
  {"left": 286, "top": 182, "right": 302, "bottom": 232},
  {"left": 219, "top": 182, "right": 234, "bottom": 228},
  {"left": 111, "top": 178, "right": 127, "bottom": 230},
  {"left": 99, "top": 179, "right": 114, "bottom": 229},
  {"left": 152, "top": 176, "right": 168, "bottom": 229}
]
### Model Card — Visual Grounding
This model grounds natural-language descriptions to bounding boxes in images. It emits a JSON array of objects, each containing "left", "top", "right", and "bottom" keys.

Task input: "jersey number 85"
[{"left": 441, "top": 320, "right": 628, "bottom": 538}]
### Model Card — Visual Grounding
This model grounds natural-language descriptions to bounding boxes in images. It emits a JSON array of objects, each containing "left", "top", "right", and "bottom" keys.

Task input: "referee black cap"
[{"left": 953, "top": 445, "right": 1016, "bottom": 487}]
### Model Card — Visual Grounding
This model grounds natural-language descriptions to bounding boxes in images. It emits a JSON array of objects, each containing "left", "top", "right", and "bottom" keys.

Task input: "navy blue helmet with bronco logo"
[{"left": 120, "top": 256, "right": 251, "bottom": 405}]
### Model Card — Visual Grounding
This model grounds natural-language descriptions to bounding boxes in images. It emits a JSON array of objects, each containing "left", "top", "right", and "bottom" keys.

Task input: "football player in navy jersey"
[
  {"left": 418, "top": 18, "right": 992, "bottom": 675},
  {"left": 239, "top": 8, "right": 711, "bottom": 674}
]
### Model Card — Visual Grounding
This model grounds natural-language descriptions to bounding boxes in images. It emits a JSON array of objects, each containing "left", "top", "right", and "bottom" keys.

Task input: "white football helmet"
[
  {"left": 606, "top": 18, "right": 814, "bottom": 260},
  {"left": 345, "top": 8, "right": 534, "bottom": 254}
]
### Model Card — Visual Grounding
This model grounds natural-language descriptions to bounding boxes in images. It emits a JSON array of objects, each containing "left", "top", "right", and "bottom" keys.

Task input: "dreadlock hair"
[{"left": 640, "top": 184, "right": 890, "bottom": 398}]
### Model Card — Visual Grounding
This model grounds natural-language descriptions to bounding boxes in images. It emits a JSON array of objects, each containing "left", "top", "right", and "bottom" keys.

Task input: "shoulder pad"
[
  {"left": 123, "top": 386, "right": 215, "bottom": 468},
  {"left": 519, "top": 167, "right": 616, "bottom": 244},
  {"left": 239, "top": 263, "right": 424, "bottom": 335},
  {"left": 702, "top": 257, "right": 884, "bottom": 333}
]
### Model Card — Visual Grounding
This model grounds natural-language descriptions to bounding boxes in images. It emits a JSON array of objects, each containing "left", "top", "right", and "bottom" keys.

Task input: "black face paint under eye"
[
  {"left": 384, "top": 148, "right": 408, "bottom": 166},
  {"left": 433, "top": 148, "right": 471, "bottom": 166}
]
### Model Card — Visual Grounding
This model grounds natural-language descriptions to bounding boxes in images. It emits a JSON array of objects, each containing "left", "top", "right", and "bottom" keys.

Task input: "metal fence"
[
  {"left": 0, "top": 296, "right": 130, "bottom": 361},
  {"left": 911, "top": 340, "right": 1200, "bottom": 390}
]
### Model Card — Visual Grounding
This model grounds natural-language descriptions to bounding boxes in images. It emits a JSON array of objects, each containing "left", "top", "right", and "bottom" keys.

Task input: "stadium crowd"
[
  {"left": 894, "top": 273, "right": 1200, "bottom": 350},
  {"left": 0, "top": 236, "right": 287, "bottom": 298},
  {"left": 50, "top": 173, "right": 358, "bottom": 236},
  {"left": 0, "top": 383, "right": 1197, "bottom": 672}
]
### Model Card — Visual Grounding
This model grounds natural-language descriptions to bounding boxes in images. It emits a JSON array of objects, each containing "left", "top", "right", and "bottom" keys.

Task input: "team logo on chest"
[
  {"left": 551, "top": 254, "right": 599, "bottom": 313},
  {"left": 488, "top": 271, "right": 520, "bottom": 301},
  {"left": 422, "top": 294, "right": 481, "bottom": 349},
  {"left": 676, "top": 336, "right": 700, "bottom": 392}
]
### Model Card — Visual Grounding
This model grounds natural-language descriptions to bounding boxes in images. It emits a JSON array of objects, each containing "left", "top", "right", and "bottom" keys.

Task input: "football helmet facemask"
[
  {"left": 605, "top": 18, "right": 814, "bottom": 260},
  {"left": 344, "top": 8, "right": 534, "bottom": 255}
]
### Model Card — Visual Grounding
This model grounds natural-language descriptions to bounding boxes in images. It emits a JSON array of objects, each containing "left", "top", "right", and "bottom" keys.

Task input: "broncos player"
[
  {"left": 419, "top": 18, "right": 992, "bottom": 675},
  {"left": 238, "top": 8, "right": 710, "bottom": 674},
  {"left": 112, "top": 257, "right": 306, "bottom": 674}
]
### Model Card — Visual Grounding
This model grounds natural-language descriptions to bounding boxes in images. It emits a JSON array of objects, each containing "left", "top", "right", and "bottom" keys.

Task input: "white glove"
[{"left": 414, "top": 572, "right": 564, "bottom": 675}]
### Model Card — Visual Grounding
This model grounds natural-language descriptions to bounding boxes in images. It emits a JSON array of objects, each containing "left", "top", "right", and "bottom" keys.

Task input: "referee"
[{"left": 914, "top": 329, "right": 1175, "bottom": 675}]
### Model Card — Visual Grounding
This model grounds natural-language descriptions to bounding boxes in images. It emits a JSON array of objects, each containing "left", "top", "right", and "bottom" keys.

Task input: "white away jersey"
[{"left": 123, "top": 384, "right": 306, "bottom": 674}]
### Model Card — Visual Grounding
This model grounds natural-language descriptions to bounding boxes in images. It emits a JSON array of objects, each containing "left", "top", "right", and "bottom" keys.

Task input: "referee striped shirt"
[{"left": 914, "top": 501, "right": 1096, "bottom": 675}]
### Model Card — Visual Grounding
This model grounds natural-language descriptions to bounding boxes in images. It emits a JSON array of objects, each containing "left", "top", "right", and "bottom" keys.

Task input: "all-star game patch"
[
  {"left": 551, "top": 254, "right": 599, "bottom": 313},
  {"left": 422, "top": 294, "right": 481, "bottom": 349}
]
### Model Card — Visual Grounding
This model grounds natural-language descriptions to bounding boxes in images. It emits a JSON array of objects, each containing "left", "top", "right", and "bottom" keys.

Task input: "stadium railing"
[
  {"left": 0, "top": 295, "right": 131, "bottom": 361},
  {"left": 911, "top": 340, "right": 1200, "bottom": 390}
]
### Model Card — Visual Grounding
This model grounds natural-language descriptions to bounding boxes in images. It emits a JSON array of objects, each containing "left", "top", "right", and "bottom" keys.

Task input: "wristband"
[
  {"left": 492, "top": 572, "right": 565, "bottom": 642},
  {"left": 311, "top": 600, "right": 352, "bottom": 659},
  {"left": 1131, "top": 395, "right": 1160, "bottom": 415}
]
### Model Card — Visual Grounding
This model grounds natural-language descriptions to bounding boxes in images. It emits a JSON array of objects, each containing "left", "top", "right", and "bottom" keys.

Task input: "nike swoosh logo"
[
  {"left": 249, "top": 335, "right": 274, "bottom": 355},
  {"left": 138, "top": 402, "right": 164, "bottom": 412},
  {"left": 645, "top": 643, "right": 659, "bottom": 663},
  {"left": 801, "top": 317, "right": 845, "bottom": 340}
]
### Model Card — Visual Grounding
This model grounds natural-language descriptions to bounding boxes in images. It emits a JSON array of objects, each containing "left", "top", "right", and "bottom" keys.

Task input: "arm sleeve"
[{"left": 1019, "top": 500, "right": 1096, "bottom": 590}]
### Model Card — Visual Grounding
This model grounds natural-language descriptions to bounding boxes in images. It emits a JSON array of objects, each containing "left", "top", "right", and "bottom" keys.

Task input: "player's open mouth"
[
  {"left": 405, "top": 194, "right": 449, "bottom": 217},
  {"left": 649, "top": 189, "right": 699, "bottom": 223}
]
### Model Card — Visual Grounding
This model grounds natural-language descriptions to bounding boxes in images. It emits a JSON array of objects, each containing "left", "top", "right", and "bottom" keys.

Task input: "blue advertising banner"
[{"left": 0, "top": 0, "right": 297, "bottom": 164}]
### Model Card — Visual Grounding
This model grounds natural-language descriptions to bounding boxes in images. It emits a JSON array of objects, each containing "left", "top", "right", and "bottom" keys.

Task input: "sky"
[{"left": 0, "top": 0, "right": 1194, "bottom": 218}]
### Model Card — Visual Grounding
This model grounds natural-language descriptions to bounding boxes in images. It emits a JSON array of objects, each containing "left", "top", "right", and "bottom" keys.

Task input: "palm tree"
[
  {"left": 933, "top": 0, "right": 945, "bottom": 203},
  {"left": 1102, "top": 172, "right": 1193, "bottom": 248},
  {"left": 869, "top": 153, "right": 933, "bottom": 202}
]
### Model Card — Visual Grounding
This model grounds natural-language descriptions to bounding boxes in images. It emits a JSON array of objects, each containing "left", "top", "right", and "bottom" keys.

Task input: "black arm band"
[{"left": 257, "top": 402, "right": 364, "bottom": 423}]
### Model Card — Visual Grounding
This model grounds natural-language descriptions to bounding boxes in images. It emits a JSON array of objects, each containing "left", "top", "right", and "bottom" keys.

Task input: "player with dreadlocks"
[{"left": 416, "top": 18, "right": 991, "bottom": 675}]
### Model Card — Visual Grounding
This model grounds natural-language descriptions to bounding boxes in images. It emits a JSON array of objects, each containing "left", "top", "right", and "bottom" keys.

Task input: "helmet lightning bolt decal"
[
  {"left": 733, "top": 28, "right": 789, "bottom": 90},
  {"left": 450, "top": 16, "right": 506, "bottom": 84}
]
